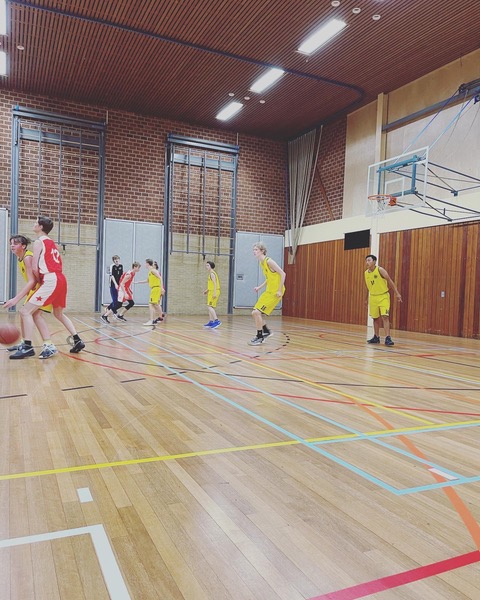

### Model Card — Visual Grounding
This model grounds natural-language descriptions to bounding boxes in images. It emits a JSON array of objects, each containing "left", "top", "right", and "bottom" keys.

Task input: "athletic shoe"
[
  {"left": 262, "top": 328, "right": 273, "bottom": 338},
  {"left": 204, "top": 321, "right": 214, "bottom": 327},
  {"left": 153, "top": 317, "right": 163, "bottom": 324},
  {"left": 116, "top": 315, "right": 127, "bottom": 322},
  {"left": 112, "top": 313, "right": 119, "bottom": 320},
  {"left": 248, "top": 335, "right": 264, "bottom": 346},
  {"left": 384, "top": 336, "right": 395, "bottom": 346},
  {"left": 69, "top": 339, "right": 85, "bottom": 354},
  {"left": 143, "top": 321, "right": 154, "bottom": 326},
  {"left": 101, "top": 314, "right": 110, "bottom": 324},
  {"left": 367, "top": 335, "right": 380, "bottom": 344},
  {"left": 39, "top": 344, "right": 58, "bottom": 359},
  {"left": 210, "top": 320, "right": 221, "bottom": 329},
  {"left": 9, "top": 346, "right": 35, "bottom": 359},
  {"left": 6, "top": 343, "right": 23, "bottom": 352}
]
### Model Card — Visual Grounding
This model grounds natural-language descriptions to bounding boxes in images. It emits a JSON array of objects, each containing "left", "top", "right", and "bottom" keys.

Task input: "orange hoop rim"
[{"left": 368, "top": 194, "right": 395, "bottom": 202}]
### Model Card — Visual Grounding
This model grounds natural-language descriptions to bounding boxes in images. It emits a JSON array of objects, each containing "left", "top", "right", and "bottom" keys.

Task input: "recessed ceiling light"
[
  {"left": 228, "top": 92, "right": 234, "bottom": 97},
  {"left": 249, "top": 68, "right": 284, "bottom": 93},
  {"left": 352, "top": 8, "right": 361, "bottom": 14},
  {"left": 259, "top": 100, "right": 266, "bottom": 104},
  {"left": 331, "top": 1, "right": 340, "bottom": 6},
  {"left": 372, "top": 14, "right": 381, "bottom": 20},
  {"left": 244, "top": 96, "right": 250, "bottom": 100},
  {"left": 0, "top": 50, "right": 6, "bottom": 76},
  {"left": 17, "top": 45, "right": 25, "bottom": 51},
  {"left": 216, "top": 101, "right": 243, "bottom": 121},
  {"left": 298, "top": 19, "right": 347, "bottom": 55},
  {"left": 0, "top": 0, "right": 6, "bottom": 36}
]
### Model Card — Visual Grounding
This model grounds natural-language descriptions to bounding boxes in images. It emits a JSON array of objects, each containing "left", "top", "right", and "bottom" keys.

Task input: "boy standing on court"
[
  {"left": 9, "top": 216, "right": 85, "bottom": 358},
  {"left": 4, "top": 234, "right": 57, "bottom": 358},
  {"left": 249, "top": 243, "right": 285, "bottom": 346},
  {"left": 203, "top": 260, "right": 221, "bottom": 328},
  {"left": 364, "top": 254, "right": 402, "bottom": 346},
  {"left": 101, "top": 254, "right": 123, "bottom": 322}
]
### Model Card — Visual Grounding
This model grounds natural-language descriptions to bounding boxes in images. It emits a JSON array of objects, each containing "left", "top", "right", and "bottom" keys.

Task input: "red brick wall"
[
  {"left": 0, "top": 90, "right": 287, "bottom": 234},
  {"left": 304, "top": 117, "right": 347, "bottom": 225}
]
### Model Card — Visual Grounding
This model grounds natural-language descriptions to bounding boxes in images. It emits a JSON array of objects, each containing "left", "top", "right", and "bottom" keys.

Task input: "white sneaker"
[
  {"left": 143, "top": 321, "right": 154, "bottom": 326},
  {"left": 39, "top": 344, "right": 58, "bottom": 359}
]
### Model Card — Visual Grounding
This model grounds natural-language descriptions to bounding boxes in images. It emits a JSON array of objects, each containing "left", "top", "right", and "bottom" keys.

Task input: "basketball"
[{"left": 0, "top": 324, "right": 21, "bottom": 346}]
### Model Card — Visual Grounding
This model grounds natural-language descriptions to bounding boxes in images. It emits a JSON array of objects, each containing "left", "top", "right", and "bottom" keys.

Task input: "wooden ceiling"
[{"left": 0, "top": 0, "right": 478, "bottom": 140}]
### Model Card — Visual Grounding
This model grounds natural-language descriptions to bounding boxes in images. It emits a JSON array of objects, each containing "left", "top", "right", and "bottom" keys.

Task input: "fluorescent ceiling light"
[
  {"left": 298, "top": 19, "right": 346, "bottom": 55},
  {"left": 0, "top": 0, "right": 6, "bottom": 36},
  {"left": 249, "top": 68, "right": 284, "bottom": 94},
  {"left": 216, "top": 101, "right": 243, "bottom": 121},
  {"left": 0, "top": 51, "right": 6, "bottom": 76}
]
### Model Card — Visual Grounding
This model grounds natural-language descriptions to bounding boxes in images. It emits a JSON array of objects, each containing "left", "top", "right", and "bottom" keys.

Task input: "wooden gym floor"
[{"left": 1, "top": 314, "right": 480, "bottom": 599}]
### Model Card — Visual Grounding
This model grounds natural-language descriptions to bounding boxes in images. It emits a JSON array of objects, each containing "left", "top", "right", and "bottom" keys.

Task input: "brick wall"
[{"left": 0, "top": 89, "right": 288, "bottom": 312}]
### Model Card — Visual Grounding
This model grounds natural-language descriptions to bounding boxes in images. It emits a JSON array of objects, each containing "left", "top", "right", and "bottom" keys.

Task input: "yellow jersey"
[{"left": 365, "top": 266, "right": 389, "bottom": 295}]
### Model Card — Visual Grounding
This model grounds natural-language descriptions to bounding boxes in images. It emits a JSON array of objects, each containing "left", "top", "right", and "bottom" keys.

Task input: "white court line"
[
  {"left": 0, "top": 524, "right": 131, "bottom": 600},
  {"left": 428, "top": 467, "right": 458, "bottom": 481},
  {"left": 77, "top": 487, "right": 94, "bottom": 503}
]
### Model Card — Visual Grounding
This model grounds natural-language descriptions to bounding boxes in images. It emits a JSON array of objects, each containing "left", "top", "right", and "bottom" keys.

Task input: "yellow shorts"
[
  {"left": 149, "top": 287, "right": 161, "bottom": 304},
  {"left": 369, "top": 292, "right": 390, "bottom": 319},
  {"left": 26, "top": 286, "right": 53, "bottom": 313},
  {"left": 254, "top": 290, "right": 283, "bottom": 316},
  {"left": 207, "top": 292, "right": 219, "bottom": 308}
]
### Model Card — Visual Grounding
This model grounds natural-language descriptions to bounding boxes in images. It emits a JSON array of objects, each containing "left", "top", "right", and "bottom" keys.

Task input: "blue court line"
[
  {"left": 79, "top": 319, "right": 403, "bottom": 492},
  {"left": 397, "top": 475, "right": 480, "bottom": 495},
  {"left": 77, "top": 319, "right": 475, "bottom": 494}
]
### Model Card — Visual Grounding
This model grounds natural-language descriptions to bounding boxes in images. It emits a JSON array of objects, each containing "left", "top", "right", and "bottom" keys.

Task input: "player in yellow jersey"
[
  {"left": 3, "top": 235, "right": 57, "bottom": 358},
  {"left": 136, "top": 259, "right": 165, "bottom": 326},
  {"left": 203, "top": 261, "right": 221, "bottom": 328},
  {"left": 249, "top": 242, "right": 285, "bottom": 346},
  {"left": 364, "top": 254, "right": 402, "bottom": 346}
]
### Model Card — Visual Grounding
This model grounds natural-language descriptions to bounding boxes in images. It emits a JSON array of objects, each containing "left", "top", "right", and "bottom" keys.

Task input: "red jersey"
[
  {"left": 37, "top": 236, "right": 63, "bottom": 274},
  {"left": 118, "top": 269, "right": 135, "bottom": 301}
]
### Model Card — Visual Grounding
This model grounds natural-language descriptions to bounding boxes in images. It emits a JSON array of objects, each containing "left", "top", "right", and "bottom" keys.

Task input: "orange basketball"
[{"left": 0, "top": 324, "right": 21, "bottom": 346}]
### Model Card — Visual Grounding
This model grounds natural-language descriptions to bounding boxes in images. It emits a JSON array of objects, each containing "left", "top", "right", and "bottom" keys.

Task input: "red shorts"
[{"left": 28, "top": 272, "right": 68, "bottom": 308}]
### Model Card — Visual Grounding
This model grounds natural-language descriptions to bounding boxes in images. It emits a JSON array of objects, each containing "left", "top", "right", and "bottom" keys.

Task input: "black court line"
[
  {"left": 62, "top": 385, "right": 95, "bottom": 391},
  {"left": 0, "top": 394, "right": 28, "bottom": 400}
]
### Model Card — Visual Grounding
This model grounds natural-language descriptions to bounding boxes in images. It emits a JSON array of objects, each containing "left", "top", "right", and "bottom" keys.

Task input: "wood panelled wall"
[
  {"left": 282, "top": 241, "right": 367, "bottom": 325},
  {"left": 380, "top": 221, "right": 480, "bottom": 338},
  {"left": 283, "top": 220, "right": 480, "bottom": 338}
]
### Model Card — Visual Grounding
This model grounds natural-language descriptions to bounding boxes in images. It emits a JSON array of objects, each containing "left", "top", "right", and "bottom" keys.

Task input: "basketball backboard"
[{"left": 366, "top": 146, "right": 429, "bottom": 217}]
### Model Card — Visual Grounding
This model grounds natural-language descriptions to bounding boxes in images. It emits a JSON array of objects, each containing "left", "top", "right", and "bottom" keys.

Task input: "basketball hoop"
[{"left": 368, "top": 194, "right": 397, "bottom": 215}]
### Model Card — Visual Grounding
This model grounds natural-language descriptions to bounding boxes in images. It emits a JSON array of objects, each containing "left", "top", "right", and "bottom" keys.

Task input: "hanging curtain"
[{"left": 287, "top": 127, "right": 322, "bottom": 263}]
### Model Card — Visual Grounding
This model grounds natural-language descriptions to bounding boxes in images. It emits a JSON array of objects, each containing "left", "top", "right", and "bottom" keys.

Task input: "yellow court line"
[
  {"left": 1, "top": 419, "right": 478, "bottom": 482},
  {"left": 178, "top": 333, "right": 435, "bottom": 425}
]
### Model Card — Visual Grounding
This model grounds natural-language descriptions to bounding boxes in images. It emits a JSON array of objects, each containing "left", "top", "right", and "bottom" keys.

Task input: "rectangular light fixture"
[
  {"left": 0, "top": 0, "right": 6, "bottom": 36},
  {"left": 298, "top": 19, "right": 346, "bottom": 55},
  {"left": 249, "top": 67, "right": 285, "bottom": 94},
  {"left": 0, "top": 51, "right": 6, "bottom": 76},
  {"left": 216, "top": 101, "right": 243, "bottom": 121}
]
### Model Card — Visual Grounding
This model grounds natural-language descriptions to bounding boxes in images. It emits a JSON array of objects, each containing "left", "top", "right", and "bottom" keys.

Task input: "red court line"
[{"left": 310, "top": 550, "right": 480, "bottom": 600}]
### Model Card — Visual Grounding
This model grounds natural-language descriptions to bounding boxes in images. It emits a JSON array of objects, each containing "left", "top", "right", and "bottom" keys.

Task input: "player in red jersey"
[{"left": 9, "top": 216, "right": 85, "bottom": 359}]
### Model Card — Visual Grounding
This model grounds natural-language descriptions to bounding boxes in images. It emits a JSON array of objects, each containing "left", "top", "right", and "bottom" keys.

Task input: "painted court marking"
[
  {"left": 0, "top": 524, "right": 130, "bottom": 599},
  {"left": 309, "top": 550, "right": 480, "bottom": 599},
  {"left": 77, "top": 486, "right": 94, "bottom": 502}
]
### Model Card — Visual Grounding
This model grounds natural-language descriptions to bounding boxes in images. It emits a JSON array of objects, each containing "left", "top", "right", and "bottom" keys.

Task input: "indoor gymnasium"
[{"left": 1, "top": 1, "right": 480, "bottom": 598}]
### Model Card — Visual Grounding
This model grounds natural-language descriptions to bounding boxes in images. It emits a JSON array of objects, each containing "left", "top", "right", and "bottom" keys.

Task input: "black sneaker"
[
  {"left": 262, "top": 329, "right": 273, "bottom": 339},
  {"left": 6, "top": 342, "right": 23, "bottom": 352},
  {"left": 367, "top": 335, "right": 380, "bottom": 344},
  {"left": 70, "top": 339, "right": 85, "bottom": 354},
  {"left": 9, "top": 345, "right": 35, "bottom": 359},
  {"left": 117, "top": 315, "right": 127, "bottom": 322},
  {"left": 385, "top": 336, "right": 395, "bottom": 346},
  {"left": 101, "top": 314, "right": 110, "bottom": 324}
]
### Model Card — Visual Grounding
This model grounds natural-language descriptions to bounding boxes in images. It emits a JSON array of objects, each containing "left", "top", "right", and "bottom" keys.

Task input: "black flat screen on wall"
[{"left": 344, "top": 229, "right": 370, "bottom": 250}]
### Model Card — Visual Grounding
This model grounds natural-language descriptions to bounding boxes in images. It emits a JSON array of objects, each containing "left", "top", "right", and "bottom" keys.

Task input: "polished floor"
[{"left": 1, "top": 313, "right": 480, "bottom": 599}]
